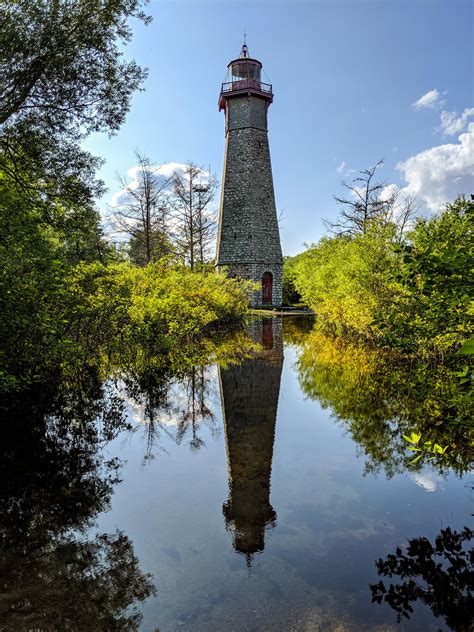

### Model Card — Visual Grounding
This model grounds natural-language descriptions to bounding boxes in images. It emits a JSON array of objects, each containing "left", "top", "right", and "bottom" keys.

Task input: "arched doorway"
[{"left": 262, "top": 272, "right": 273, "bottom": 304}]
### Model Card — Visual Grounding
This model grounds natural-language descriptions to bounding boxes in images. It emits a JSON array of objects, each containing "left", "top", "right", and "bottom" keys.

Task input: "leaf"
[
  {"left": 457, "top": 336, "right": 474, "bottom": 355},
  {"left": 403, "top": 432, "right": 422, "bottom": 445},
  {"left": 408, "top": 454, "right": 423, "bottom": 465}
]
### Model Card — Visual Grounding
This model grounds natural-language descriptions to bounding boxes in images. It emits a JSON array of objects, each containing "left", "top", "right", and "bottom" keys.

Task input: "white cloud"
[
  {"left": 412, "top": 88, "right": 440, "bottom": 110},
  {"left": 397, "top": 123, "right": 474, "bottom": 211},
  {"left": 336, "top": 160, "right": 346, "bottom": 173},
  {"left": 379, "top": 183, "right": 399, "bottom": 202},
  {"left": 110, "top": 162, "right": 210, "bottom": 207},
  {"left": 440, "top": 107, "right": 474, "bottom": 135}
]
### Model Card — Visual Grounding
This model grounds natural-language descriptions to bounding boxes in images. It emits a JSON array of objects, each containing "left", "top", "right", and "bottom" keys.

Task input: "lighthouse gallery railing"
[{"left": 221, "top": 80, "right": 273, "bottom": 95}]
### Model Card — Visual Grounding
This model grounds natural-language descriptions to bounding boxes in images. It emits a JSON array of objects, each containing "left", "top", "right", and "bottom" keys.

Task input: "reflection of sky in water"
[{"left": 96, "top": 328, "right": 472, "bottom": 632}]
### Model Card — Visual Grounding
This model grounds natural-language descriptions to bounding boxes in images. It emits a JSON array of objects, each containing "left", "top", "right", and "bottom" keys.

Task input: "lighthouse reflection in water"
[{"left": 219, "top": 318, "right": 283, "bottom": 564}]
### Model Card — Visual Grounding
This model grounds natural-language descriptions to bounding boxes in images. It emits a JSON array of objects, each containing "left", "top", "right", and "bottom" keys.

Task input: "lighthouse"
[{"left": 216, "top": 39, "right": 283, "bottom": 307}]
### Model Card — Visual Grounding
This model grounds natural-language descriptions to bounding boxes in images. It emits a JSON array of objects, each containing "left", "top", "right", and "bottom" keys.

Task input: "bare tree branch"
[
  {"left": 111, "top": 150, "right": 173, "bottom": 265},
  {"left": 168, "top": 163, "right": 218, "bottom": 270}
]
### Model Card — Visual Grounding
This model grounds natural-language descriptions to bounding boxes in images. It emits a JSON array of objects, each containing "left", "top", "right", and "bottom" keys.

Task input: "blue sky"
[{"left": 83, "top": 0, "right": 474, "bottom": 256}]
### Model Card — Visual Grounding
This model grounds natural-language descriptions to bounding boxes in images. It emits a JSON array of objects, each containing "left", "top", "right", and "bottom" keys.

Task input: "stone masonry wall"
[
  {"left": 216, "top": 92, "right": 283, "bottom": 307},
  {"left": 217, "top": 262, "right": 282, "bottom": 307}
]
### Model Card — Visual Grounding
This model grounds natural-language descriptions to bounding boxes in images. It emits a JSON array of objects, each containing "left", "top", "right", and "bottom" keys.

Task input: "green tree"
[
  {"left": 1, "top": 0, "right": 150, "bottom": 134},
  {"left": 293, "top": 196, "right": 473, "bottom": 355},
  {"left": 383, "top": 196, "right": 474, "bottom": 355},
  {"left": 0, "top": 1, "right": 152, "bottom": 386},
  {"left": 1, "top": 0, "right": 151, "bottom": 213}
]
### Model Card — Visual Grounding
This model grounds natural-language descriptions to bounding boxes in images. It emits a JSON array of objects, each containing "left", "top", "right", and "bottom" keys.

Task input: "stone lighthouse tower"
[{"left": 216, "top": 39, "right": 283, "bottom": 307}]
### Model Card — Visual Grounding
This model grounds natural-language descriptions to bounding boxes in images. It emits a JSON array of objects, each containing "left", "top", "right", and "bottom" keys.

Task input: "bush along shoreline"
[
  {"left": 287, "top": 196, "right": 473, "bottom": 361},
  {"left": 283, "top": 196, "right": 473, "bottom": 459},
  {"left": 0, "top": 258, "right": 253, "bottom": 393}
]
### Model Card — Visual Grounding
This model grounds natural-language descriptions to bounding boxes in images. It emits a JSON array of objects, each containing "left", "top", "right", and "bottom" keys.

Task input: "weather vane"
[{"left": 240, "top": 28, "right": 249, "bottom": 58}]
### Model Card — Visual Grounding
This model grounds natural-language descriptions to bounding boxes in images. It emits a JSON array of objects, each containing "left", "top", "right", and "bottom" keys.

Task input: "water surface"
[
  {"left": 1, "top": 316, "right": 472, "bottom": 631},
  {"left": 99, "top": 317, "right": 473, "bottom": 631}
]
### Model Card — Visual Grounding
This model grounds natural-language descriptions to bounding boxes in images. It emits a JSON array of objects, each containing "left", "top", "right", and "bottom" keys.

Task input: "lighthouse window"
[
  {"left": 231, "top": 63, "right": 247, "bottom": 80},
  {"left": 231, "top": 62, "right": 261, "bottom": 82},
  {"left": 248, "top": 65, "right": 261, "bottom": 81}
]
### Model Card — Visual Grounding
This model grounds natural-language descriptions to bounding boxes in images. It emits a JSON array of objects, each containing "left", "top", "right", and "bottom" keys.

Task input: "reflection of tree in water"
[
  {"left": 121, "top": 362, "right": 176, "bottom": 460},
  {"left": 121, "top": 331, "right": 259, "bottom": 458},
  {"left": 294, "top": 330, "right": 473, "bottom": 477},
  {"left": 0, "top": 326, "right": 263, "bottom": 625},
  {"left": 174, "top": 366, "right": 218, "bottom": 452},
  {"left": 220, "top": 318, "right": 283, "bottom": 564},
  {"left": 292, "top": 327, "right": 474, "bottom": 627},
  {"left": 0, "top": 530, "right": 154, "bottom": 632},
  {"left": 122, "top": 363, "right": 219, "bottom": 456},
  {"left": 0, "top": 369, "right": 155, "bottom": 631},
  {"left": 370, "top": 526, "right": 473, "bottom": 631}
]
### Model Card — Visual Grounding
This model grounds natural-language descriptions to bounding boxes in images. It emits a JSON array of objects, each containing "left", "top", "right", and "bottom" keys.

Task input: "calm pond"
[{"left": 2, "top": 316, "right": 472, "bottom": 631}]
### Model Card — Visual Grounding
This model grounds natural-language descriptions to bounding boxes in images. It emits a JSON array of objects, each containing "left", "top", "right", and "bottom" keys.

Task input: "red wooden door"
[{"left": 262, "top": 272, "right": 273, "bottom": 304}]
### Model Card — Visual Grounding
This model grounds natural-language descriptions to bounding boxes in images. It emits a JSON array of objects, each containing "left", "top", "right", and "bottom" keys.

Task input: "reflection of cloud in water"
[{"left": 409, "top": 471, "right": 443, "bottom": 492}]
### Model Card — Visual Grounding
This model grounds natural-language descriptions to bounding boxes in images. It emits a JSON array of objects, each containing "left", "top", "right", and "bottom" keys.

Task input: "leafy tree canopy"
[{"left": 1, "top": 0, "right": 150, "bottom": 137}]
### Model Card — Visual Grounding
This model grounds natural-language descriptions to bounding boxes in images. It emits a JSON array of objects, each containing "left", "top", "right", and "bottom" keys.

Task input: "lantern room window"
[{"left": 231, "top": 61, "right": 261, "bottom": 82}]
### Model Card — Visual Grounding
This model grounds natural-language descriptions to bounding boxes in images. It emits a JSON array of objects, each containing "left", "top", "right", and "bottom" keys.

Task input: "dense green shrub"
[
  {"left": 293, "top": 224, "right": 400, "bottom": 339},
  {"left": 292, "top": 197, "right": 474, "bottom": 356},
  {"left": 0, "top": 256, "right": 252, "bottom": 390},
  {"left": 66, "top": 262, "right": 252, "bottom": 347}
]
